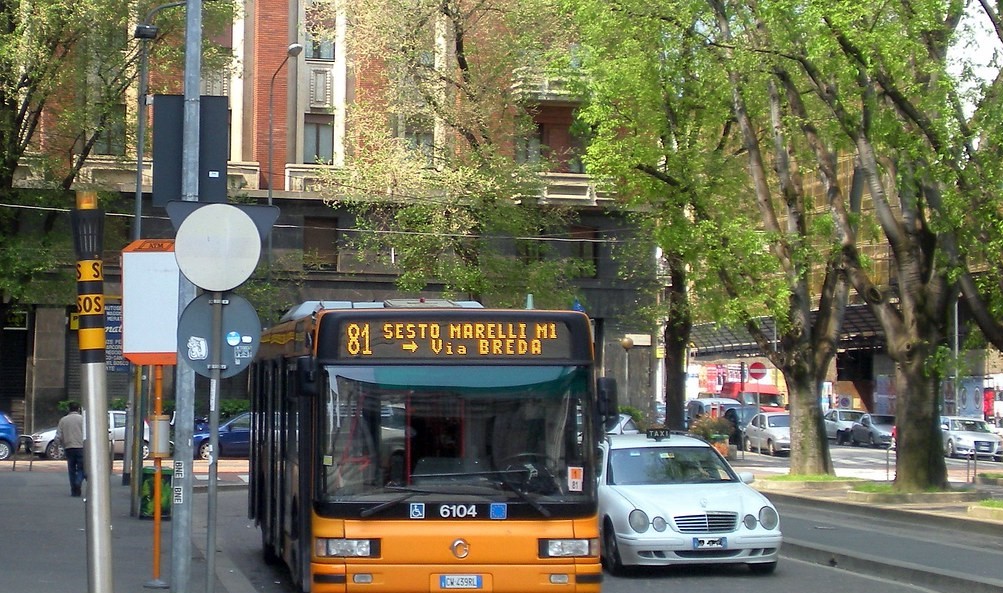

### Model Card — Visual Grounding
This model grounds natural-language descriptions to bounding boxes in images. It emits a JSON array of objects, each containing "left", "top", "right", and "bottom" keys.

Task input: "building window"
[
  {"left": 516, "top": 123, "right": 544, "bottom": 165},
  {"left": 404, "top": 126, "right": 434, "bottom": 168},
  {"left": 516, "top": 238, "right": 546, "bottom": 265},
  {"left": 307, "top": 37, "right": 335, "bottom": 61},
  {"left": 303, "top": 217, "right": 338, "bottom": 269},
  {"left": 94, "top": 104, "right": 126, "bottom": 156},
  {"left": 304, "top": 115, "right": 334, "bottom": 164},
  {"left": 570, "top": 226, "right": 599, "bottom": 278}
]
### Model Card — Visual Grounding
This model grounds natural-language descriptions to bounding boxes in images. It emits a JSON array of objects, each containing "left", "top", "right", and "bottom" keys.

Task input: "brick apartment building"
[{"left": 5, "top": 0, "right": 661, "bottom": 433}]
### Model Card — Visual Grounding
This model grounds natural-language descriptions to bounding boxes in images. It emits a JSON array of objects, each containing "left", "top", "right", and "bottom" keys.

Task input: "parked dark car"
[
  {"left": 193, "top": 412, "right": 251, "bottom": 460},
  {"left": 849, "top": 413, "right": 894, "bottom": 448}
]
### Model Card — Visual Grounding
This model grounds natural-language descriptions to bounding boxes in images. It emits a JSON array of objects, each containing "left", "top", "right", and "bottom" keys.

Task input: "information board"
[{"left": 336, "top": 318, "right": 574, "bottom": 360}]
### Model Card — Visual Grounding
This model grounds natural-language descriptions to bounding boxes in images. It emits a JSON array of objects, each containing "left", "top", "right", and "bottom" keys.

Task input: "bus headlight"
[
  {"left": 540, "top": 538, "right": 599, "bottom": 557},
  {"left": 315, "top": 538, "right": 378, "bottom": 558}
]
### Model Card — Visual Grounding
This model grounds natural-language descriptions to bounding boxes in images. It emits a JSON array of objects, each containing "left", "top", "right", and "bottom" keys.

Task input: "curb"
[
  {"left": 967, "top": 504, "right": 1003, "bottom": 521},
  {"left": 192, "top": 481, "right": 248, "bottom": 492},
  {"left": 763, "top": 490, "right": 1003, "bottom": 537}
]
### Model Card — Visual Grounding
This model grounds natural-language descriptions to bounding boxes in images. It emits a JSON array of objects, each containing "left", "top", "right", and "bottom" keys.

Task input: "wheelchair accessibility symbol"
[{"left": 410, "top": 503, "right": 426, "bottom": 519}]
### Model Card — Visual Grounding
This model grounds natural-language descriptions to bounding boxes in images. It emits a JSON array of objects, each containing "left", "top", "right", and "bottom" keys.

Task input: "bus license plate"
[
  {"left": 440, "top": 575, "right": 483, "bottom": 589},
  {"left": 693, "top": 537, "right": 727, "bottom": 549}
]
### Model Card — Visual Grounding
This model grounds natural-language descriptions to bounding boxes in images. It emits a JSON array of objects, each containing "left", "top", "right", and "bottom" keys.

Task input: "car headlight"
[
  {"left": 541, "top": 539, "right": 598, "bottom": 557},
  {"left": 628, "top": 509, "right": 649, "bottom": 533},
  {"left": 758, "top": 506, "right": 780, "bottom": 530},
  {"left": 315, "top": 538, "right": 378, "bottom": 558},
  {"left": 651, "top": 516, "right": 667, "bottom": 532}
]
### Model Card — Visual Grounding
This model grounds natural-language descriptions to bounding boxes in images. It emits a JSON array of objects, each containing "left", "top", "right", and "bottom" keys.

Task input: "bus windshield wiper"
[
  {"left": 359, "top": 484, "right": 495, "bottom": 518},
  {"left": 487, "top": 471, "right": 551, "bottom": 517}
]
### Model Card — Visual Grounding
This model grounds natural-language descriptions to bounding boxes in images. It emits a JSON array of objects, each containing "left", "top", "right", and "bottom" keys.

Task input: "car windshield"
[
  {"left": 767, "top": 415, "right": 790, "bottom": 428},
  {"left": 871, "top": 415, "right": 894, "bottom": 425},
  {"left": 951, "top": 419, "right": 991, "bottom": 433},
  {"left": 841, "top": 411, "right": 864, "bottom": 421},
  {"left": 607, "top": 446, "right": 737, "bottom": 485}
]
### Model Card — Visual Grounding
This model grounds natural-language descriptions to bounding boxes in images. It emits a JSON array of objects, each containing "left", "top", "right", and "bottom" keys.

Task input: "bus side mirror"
[
  {"left": 298, "top": 358, "right": 318, "bottom": 397},
  {"left": 597, "top": 377, "right": 618, "bottom": 426}
]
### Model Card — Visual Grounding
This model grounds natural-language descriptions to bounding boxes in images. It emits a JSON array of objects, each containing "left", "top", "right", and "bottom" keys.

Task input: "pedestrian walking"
[{"left": 56, "top": 401, "right": 85, "bottom": 496}]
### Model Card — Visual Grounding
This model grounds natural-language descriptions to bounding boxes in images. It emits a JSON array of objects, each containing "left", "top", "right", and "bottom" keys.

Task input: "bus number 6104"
[{"left": 440, "top": 504, "right": 477, "bottom": 518}]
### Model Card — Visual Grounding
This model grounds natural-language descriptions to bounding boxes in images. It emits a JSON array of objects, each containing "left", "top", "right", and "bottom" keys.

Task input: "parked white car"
[
  {"left": 32, "top": 410, "right": 150, "bottom": 460},
  {"left": 940, "top": 416, "right": 1003, "bottom": 461},
  {"left": 743, "top": 412, "right": 791, "bottom": 456},
  {"left": 605, "top": 413, "right": 641, "bottom": 435},
  {"left": 598, "top": 430, "right": 781, "bottom": 575},
  {"left": 823, "top": 409, "right": 865, "bottom": 445}
]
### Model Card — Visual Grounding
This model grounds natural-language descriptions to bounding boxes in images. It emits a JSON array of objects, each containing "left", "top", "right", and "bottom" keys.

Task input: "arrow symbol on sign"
[{"left": 402, "top": 341, "right": 418, "bottom": 353}]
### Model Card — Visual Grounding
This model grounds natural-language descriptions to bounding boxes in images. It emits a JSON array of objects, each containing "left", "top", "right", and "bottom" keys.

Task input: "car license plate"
[
  {"left": 693, "top": 537, "right": 727, "bottom": 549},
  {"left": 440, "top": 575, "right": 482, "bottom": 589}
]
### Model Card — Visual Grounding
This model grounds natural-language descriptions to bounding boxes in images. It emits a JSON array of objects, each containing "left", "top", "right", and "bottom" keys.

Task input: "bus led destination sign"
[{"left": 339, "top": 320, "right": 571, "bottom": 359}]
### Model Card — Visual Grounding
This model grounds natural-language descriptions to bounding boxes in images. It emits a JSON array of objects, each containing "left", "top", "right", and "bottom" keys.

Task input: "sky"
[{"left": 950, "top": 4, "right": 1002, "bottom": 116}]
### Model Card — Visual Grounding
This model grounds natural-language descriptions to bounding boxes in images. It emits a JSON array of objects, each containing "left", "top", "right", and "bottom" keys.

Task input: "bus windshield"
[{"left": 319, "top": 364, "right": 595, "bottom": 512}]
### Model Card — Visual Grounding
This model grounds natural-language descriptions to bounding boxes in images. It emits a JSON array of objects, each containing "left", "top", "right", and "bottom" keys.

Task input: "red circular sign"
[{"left": 748, "top": 362, "right": 767, "bottom": 380}]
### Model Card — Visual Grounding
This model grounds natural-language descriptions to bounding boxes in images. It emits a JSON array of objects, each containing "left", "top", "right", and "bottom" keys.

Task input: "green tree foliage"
[
  {"left": 0, "top": 0, "right": 235, "bottom": 323},
  {"left": 564, "top": 0, "right": 1003, "bottom": 490},
  {"left": 313, "top": 0, "right": 592, "bottom": 308},
  {"left": 561, "top": 0, "right": 851, "bottom": 475}
]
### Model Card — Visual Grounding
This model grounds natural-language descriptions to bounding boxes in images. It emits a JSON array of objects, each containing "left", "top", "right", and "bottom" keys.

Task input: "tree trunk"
[
  {"left": 894, "top": 357, "right": 948, "bottom": 491},
  {"left": 662, "top": 260, "right": 690, "bottom": 431},
  {"left": 784, "top": 349, "right": 835, "bottom": 475}
]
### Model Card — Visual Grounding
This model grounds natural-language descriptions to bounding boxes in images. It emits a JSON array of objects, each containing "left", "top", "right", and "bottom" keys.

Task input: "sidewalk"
[{"left": 1, "top": 458, "right": 251, "bottom": 593}]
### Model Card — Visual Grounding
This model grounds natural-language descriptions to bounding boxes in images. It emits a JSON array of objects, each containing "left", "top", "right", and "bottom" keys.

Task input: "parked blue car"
[
  {"left": 0, "top": 411, "right": 20, "bottom": 460},
  {"left": 193, "top": 412, "right": 250, "bottom": 460}
]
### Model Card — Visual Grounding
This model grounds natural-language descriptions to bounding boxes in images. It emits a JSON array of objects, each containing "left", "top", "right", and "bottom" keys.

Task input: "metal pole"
[
  {"left": 72, "top": 190, "right": 114, "bottom": 593},
  {"left": 205, "top": 292, "right": 225, "bottom": 593},
  {"left": 173, "top": 2, "right": 202, "bottom": 592},
  {"left": 135, "top": 39, "right": 150, "bottom": 241},
  {"left": 266, "top": 43, "right": 303, "bottom": 279},
  {"left": 134, "top": 0, "right": 186, "bottom": 242},
  {"left": 146, "top": 365, "right": 169, "bottom": 589},
  {"left": 130, "top": 0, "right": 185, "bottom": 496}
]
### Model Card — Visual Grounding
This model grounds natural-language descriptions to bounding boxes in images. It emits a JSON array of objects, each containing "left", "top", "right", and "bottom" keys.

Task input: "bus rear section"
[{"left": 251, "top": 307, "right": 603, "bottom": 593}]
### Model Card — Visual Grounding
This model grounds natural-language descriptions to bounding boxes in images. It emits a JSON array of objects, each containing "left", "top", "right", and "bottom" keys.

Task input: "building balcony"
[
  {"left": 14, "top": 155, "right": 610, "bottom": 207},
  {"left": 512, "top": 67, "right": 581, "bottom": 104},
  {"left": 13, "top": 154, "right": 261, "bottom": 194}
]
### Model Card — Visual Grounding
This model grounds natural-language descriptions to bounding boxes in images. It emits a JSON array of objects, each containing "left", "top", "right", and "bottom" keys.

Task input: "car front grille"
[
  {"left": 673, "top": 512, "right": 737, "bottom": 533},
  {"left": 975, "top": 441, "right": 994, "bottom": 452}
]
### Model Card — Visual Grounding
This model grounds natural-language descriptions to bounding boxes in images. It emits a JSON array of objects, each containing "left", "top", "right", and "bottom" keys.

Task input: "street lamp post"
[
  {"left": 266, "top": 42, "right": 304, "bottom": 276},
  {"left": 621, "top": 336, "right": 634, "bottom": 407},
  {"left": 133, "top": 1, "right": 185, "bottom": 242}
]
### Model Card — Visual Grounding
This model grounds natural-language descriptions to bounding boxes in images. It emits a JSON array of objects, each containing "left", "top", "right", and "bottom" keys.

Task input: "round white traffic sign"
[{"left": 174, "top": 204, "right": 261, "bottom": 291}]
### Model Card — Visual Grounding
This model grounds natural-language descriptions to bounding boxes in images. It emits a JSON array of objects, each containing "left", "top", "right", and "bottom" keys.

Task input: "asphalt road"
[{"left": 208, "top": 446, "right": 1003, "bottom": 593}]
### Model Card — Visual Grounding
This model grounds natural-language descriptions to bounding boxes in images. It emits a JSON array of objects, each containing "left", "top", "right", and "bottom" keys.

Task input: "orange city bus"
[{"left": 248, "top": 300, "right": 605, "bottom": 593}]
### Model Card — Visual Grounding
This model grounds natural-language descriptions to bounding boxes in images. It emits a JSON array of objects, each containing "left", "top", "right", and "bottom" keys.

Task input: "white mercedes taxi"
[{"left": 598, "top": 429, "right": 781, "bottom": 575}]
